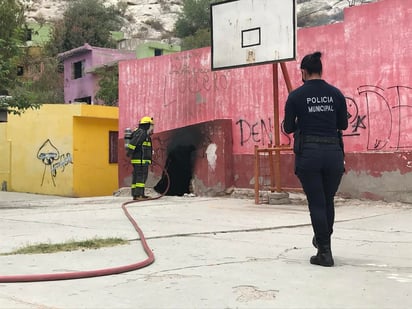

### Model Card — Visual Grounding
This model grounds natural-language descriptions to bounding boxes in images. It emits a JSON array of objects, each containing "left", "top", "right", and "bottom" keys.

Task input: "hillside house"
[{"left": 58, "top": 43, "right": 136, "bottom": 105}]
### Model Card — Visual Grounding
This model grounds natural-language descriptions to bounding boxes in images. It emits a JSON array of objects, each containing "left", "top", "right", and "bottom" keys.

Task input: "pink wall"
[
  {"left": 119, "top": 0, "right": 412, "bottom": 201},
  {"left": 119, "top": 50, "right": 274, "bottom": 155},
  {"left": 282, "top": 0, "right": 412, "bottom": 152}
]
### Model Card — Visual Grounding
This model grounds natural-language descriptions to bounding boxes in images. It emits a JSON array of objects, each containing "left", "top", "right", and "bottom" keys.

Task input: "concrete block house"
[
  {"left": 19, "top": 22, "right": 53, "bottom": 81},
  {"left": 117, "top": 39, "right": 181, "bottom": 59},
  {"left": 58, "top": 43, "right": 136, "bottom": 105}
]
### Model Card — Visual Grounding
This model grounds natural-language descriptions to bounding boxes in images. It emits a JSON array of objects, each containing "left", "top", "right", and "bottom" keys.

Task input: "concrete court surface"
[{"left": 0, "top": 191, "right": 411, "bottom": 309}]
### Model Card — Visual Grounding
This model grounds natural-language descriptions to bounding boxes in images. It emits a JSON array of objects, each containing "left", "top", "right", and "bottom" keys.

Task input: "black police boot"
[{"left": 310, "top": 245, "right": 334, "bottom": 267}]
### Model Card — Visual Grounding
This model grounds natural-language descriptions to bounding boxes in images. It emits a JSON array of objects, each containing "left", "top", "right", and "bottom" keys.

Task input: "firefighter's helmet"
[{"left": 139, "top": 116, "right": 154, "bottom": 125}]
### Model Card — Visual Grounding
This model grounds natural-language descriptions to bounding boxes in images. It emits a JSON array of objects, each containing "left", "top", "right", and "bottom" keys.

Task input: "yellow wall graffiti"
[{"left": 2, "top": 104, "right": 118, "bottom": 197}]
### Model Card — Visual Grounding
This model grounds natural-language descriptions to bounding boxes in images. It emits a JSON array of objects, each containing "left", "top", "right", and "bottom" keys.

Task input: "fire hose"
[{"left": 0, "top": 160, "right": 169, "bottom": 283}]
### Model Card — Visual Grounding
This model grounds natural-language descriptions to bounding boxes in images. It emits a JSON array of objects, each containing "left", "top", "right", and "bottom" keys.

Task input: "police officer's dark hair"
[{"left": 300, "top": 51, "right": 323, "bottom": 75}]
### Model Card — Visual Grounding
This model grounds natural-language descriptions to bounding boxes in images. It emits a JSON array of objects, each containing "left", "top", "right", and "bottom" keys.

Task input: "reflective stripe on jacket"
[
  {"left": 127, "top": 128, "right": 152, "bottom": 164},
  {"left": 131, "top": 159, "right": 152, "bottom": 164}
]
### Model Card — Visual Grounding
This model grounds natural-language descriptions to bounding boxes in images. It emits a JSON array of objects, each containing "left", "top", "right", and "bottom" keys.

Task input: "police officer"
[
  {"left": 283, "top": 52, "right": 348, "bottom": 267},
  {"left": 126, "top": 116, "right": 154, "bottom": 200}
]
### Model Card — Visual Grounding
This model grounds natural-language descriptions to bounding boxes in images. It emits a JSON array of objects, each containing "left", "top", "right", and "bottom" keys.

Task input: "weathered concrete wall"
[
  {"left": 118, "top": 0, "right": 412, "bottom": 202},
  {"left": 340, "top": 152, "right": 412, "bottom": 203}
]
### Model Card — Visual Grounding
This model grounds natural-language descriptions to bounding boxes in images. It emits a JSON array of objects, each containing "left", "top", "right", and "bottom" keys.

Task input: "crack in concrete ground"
[
  {"left": 0, "top": 293, "right": 57, "bottom": 309},
  {"left": 233, "top": 285, "right": 279, "bottom": 302}
]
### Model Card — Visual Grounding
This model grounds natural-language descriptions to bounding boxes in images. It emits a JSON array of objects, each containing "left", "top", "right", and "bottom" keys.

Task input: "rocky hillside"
[{"left": 21, "top": 0, "right": 379, "bottom": 44}]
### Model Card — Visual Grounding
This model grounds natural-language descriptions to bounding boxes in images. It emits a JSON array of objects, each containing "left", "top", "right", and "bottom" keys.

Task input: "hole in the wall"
[
  {"left": 155, "top": 145, "right": 196, "bottom": 196},
  {"left": 155, "top": 127, "right": 202, "bottom": 196}
]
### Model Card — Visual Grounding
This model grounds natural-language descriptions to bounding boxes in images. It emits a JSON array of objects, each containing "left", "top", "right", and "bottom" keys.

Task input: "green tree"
[
  {"left": 94, "top": 66, "right": 119, "bottom": 106},
  {"left": 25, "top": 58, "right": 64, "bottom": 103},
  {"left": 174, "top": 0, "right": 220, "bottom": 50},
  {"left": 0, "top": 0, "right": 42, "bottom": 114},
  {"left": 45, "top": 0, "right": 125, "bottom": 56},
  {"left": 179, "top": 28, "right": 211, "bottom": 51}
]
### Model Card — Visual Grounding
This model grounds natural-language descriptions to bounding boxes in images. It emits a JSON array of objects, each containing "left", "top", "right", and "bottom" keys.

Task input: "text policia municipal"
[{"left": 307, "top": 96, "right": 334, "bottom": 112}]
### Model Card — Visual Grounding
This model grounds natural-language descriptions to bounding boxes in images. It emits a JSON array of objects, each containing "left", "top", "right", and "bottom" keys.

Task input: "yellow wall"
[
  {"left": 73, "top": 114, "right": 118, "bottom": 197},
  {"left": 5, "top": 104, "right": 118, "bottom": 197},
  {"left": 0, "top": 123, "right": 11, "bottom": 189},
  {"left": 7, "top": 105, "right": 75, "bottom": 195}
]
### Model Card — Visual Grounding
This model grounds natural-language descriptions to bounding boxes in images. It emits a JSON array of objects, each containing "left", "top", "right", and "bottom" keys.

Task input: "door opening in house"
[
  {"left": 155, "top": 144, "right": 196, "bottom": 196},
  {"left": 154, "top": 126, "right": 202, "bottom": 196}
]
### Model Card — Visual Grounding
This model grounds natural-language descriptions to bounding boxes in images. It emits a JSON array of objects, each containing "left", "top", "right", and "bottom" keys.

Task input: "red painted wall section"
[
  {"left": 118, "top": 0, "right": 412, "bottom": 201},
  {"left": 185, "top": 119, "right": 233, "bottom": 195},
  {"left": 119, "top": 50, "right": 274, "bottom": 155}
]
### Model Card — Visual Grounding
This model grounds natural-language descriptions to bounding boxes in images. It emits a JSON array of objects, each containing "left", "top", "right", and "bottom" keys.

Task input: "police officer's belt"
[{"left": 303, "top": 135, "right": 340, "bottom": 144}]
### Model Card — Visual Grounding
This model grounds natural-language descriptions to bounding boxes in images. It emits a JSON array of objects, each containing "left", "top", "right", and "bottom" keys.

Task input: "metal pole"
[
  {"left": 272, "top": 63, "right": 282, "bottom": 192},
  {"left": 254, "top": 145, "right": 260, "bottom": 204},
  {"left": 280, "top": 62, "right": 293, "bottom": 93}
]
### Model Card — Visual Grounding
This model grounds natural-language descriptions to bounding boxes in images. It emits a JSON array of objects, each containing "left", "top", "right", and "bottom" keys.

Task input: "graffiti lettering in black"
[
  {"left": 387, "top": 85, "right": 412, "bottom": 149},
  {"left": 163, "top": 61, "right": 229, "bottom": 107},
  {"left": 37, "top": 139, "right": 73, "bottom": 186},
  {"left": 236, "top": 118, "right": 273, "bottom": 146}
]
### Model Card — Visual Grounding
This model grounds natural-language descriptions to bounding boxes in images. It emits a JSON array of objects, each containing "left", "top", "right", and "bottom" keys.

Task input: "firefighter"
[{"left": 126, "top": 116, "right": 154, "bottom": 200}]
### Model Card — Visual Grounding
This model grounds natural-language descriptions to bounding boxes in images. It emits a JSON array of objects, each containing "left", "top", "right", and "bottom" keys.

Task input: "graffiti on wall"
[
  {"left": 234, "top": 84, "right": 412, "bottom": 151},
  {"left": 163, "top": 51, "right": 230, "bottom": 107},
  {"left": 346, "top": 85, "right": 412, "bottom": 150},
  {"left": 235, "top": 118, "right": 273, "bottom": 146},
  {"left": 153, "top": 47, "right": 412, "bottom": 152},
  {"left": 37, "top": 139, "right": 73, "bottom": 186}
]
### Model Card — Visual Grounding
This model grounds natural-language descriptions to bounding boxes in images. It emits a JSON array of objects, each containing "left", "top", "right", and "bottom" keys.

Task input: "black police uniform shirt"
[{"left": 283, "top": 79, "right": 348, "bottom": 137}]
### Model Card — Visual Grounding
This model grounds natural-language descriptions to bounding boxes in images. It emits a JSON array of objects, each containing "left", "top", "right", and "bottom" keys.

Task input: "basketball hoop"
[{"left": 210, "top": 0, "right": 296, "bottom": 71}]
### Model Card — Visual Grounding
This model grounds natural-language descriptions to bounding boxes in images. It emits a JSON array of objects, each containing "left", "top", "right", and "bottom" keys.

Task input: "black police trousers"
[{"left": 295, "top": 143, "right": 344, "bottom": 248}]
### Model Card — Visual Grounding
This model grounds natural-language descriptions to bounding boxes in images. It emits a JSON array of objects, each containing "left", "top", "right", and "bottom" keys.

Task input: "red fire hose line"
[{"left": 0, "top": 161, "right": 169, "bottom": 283}]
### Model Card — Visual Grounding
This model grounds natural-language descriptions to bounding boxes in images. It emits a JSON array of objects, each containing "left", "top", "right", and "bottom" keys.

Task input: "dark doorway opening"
[
  {"left": 155, "top": 145, "right": 196, "bottom": 196},
  {"left": 154, "top": 127, "right": 202, "bottom": 196}
]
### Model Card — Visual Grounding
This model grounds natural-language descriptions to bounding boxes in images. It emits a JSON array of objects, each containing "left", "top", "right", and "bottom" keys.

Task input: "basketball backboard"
[{"left": 211, "top": 0, "right": 296, "bottom": 70}]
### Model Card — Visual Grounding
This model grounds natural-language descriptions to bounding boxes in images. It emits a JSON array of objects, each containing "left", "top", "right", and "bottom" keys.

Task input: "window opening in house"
[
  {"left": 109, "top": 131, "right": 118, "bottom": 163},
  {"left": 17, "top": 66, "right": 24, "bottom": 76},
  {"left": 73, "top": 60, "right": 84, "bottom": 79},
  {"left": 26, "top": 28, "right": 32, "bottom": 41},
  {"left": 154, "top": 48, "right": 163, "bottom": 56},
  {"left": 74, "top": 96, "right": 92, "bottom": 104}
]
